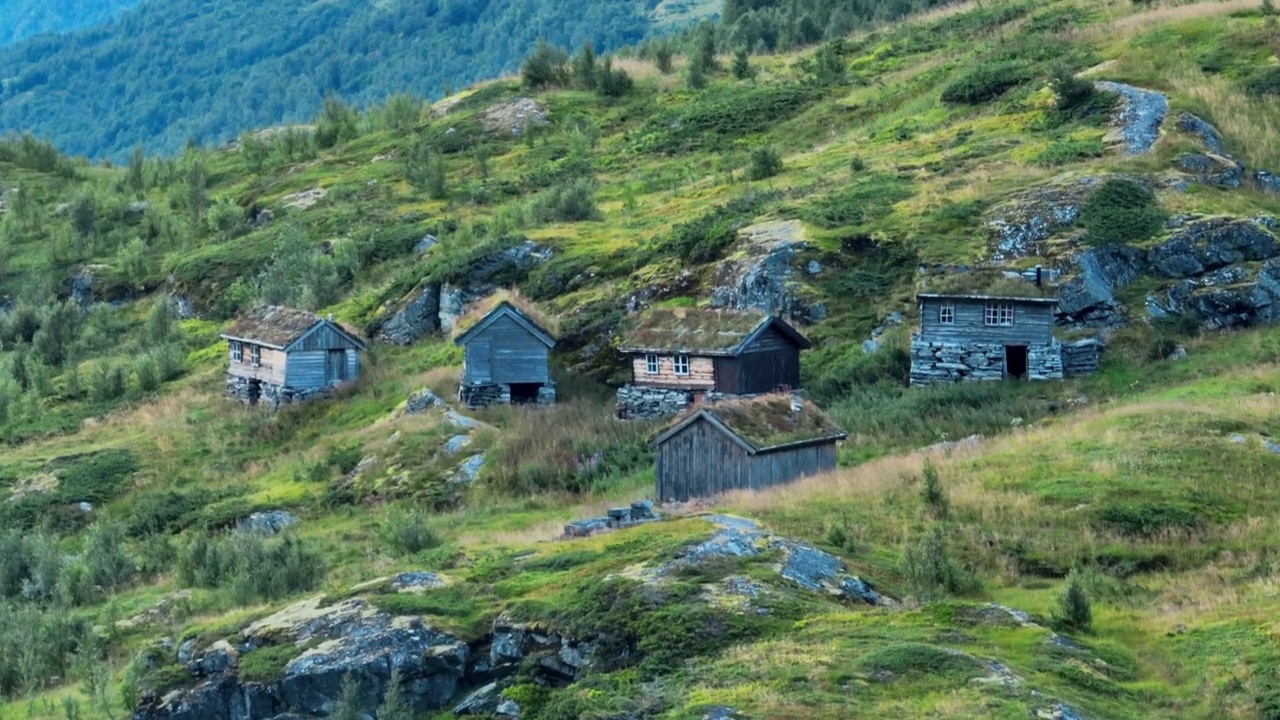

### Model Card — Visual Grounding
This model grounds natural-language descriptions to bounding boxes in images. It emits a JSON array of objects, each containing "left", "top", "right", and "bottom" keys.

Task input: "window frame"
[
  {"left": 938, "top": 302, "right": 956, "bottom": 325},
  {"left": 672, "top": 354, "right": 690, "bottom": 376},
  {"left": 645, "top": 353, "right": 659, "bottom": 375},
  {"left": 229, "top": 340, "right": 243, "bottom": 362},
  {"left": 984, "top": 302, "right": 1015, "bottom": 327},
  {"left": 250, "top": 345, "right": 262, "bottom": 367}
]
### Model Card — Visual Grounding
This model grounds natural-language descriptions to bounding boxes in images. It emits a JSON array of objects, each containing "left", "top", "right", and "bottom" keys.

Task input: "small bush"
[
  {"left": 1050, "top": 65, "right": 1095, "bottom": 112},
  {"left": 1034, "top": 138, "right": 1105, "bottom": 166},
  {"left": 920, "top": 460, "right": 949, "bottom": 520},
  {"left": 747, "top": 146, "right": 783, "bottom": 180},
  {"left": 1146, "top": 336, "right": 1179, "bottom": 361},
  {"left": 1094, "top": 502, "right": 1204, "bottom": 538},
  {"left": 857, "top": 642, "right": 984, "bottom": 680},
  {"left": 522, "top": 41, "right": 570, "bottom": 89},
  {"left": 176, "top": 532, "right": 324, "bottom": 604},
  {"left": 1053, "top": 570, "right": 1093, "bottom": 631},
  {"left": 653, "top": 40, "right": 675, "bottom": 74},
  {"left": 1245, "top": 67, "right": 1280, "bottom": 97},
  {"left": 731, "top": 48, "right": 754, "bottom": 80},
  {"left": 379, "top": 510, "right": 441, "bottom": 556},
  {"left": 238, "top": 645, "right": 303, "bottom": 683},
  {"left": 529, "top": 179, "right": 600, "bottom": 223},
  {"left": 849, "top": 155, "right": 867, "bottom": 173},
  {"left": 900, "top": 526, "right": 979, "bottom": 601},
  {"left": 1079, "top": 178, "right": 1165, "bottom": 246},
  {"left": 941, "top": 61, "right": 1032, "bottom": 104}
]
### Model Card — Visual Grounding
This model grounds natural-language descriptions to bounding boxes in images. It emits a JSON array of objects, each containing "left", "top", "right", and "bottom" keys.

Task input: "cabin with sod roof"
[
  {"left": 615, "top": 307, "right": 811, "bottom": 420},
  {"left": 912, "top": 291, "right": 1100, "bottom": 386},
  {"left": 453, "top": 299, "right": 557, "bottom": 408},
  {"left": 650, "top": 394, "right": 846, "bottom": 502},
  {"left": 221, "top": 306, "right": 366, "bottom": 406}
]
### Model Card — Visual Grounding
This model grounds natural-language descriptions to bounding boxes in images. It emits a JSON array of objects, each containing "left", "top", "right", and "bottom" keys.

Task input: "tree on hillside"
[
  {"left": 522, "top": 40, "right": 570, "bottom": 90},
  {"left": 572, "top": 41, "right": 598, "bottom": 90},
  {"left": 732, "top": 47, "right": 755, "bottom": 80}
]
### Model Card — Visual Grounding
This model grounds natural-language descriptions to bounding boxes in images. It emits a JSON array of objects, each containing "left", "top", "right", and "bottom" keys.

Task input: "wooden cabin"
[
  {"left": 615, "top": 308, "right": 811, "bottom": 419},
  {"left": 910, "top": 293, "right": 1065, "bottom": 386},
  {"left": 650, "top": 394, "right": 846, "bottom": 502},
  {"left": 221, "top": 305, "right": 366, "bottom": 406},
  {"left": 453, "top": 300, "right": 556, "bottom": 408}
]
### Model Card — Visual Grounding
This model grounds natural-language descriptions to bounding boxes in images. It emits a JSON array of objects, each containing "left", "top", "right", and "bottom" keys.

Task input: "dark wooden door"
[{"left": 326, "top": 349, "right": 347, "bottom": 384}]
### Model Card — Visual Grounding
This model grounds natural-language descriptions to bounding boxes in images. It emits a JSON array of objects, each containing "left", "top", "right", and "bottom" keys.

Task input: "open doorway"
[
  {"left": 247, "top": 379, "right": 262, "bottom": 406},
  {"left": 1004, "top": 345, "right": 1028, "bottom": 380},
  {"left": 508, "top": 383, "right": 543, "bottom": 404}
]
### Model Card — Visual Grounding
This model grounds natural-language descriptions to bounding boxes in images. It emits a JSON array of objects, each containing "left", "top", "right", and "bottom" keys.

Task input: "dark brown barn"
[
  {"left": 616, "top": 308, "right": 811, "bottom": 419},
  {"left": 650, "top": 394, "right": 846, "bottom": 502}
]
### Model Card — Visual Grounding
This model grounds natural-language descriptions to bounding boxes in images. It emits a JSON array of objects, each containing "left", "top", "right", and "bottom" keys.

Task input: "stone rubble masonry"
[
  {"left": 615, "top": 384, "right": 693, "bottom": 420},
  {"left": 458, "top": 383, "right": 556, "bottom": 409},
  {"left": 1061, "top": 339, "right": 1102, "bottom": 377},
  {"left": 226, "top": 374, "right": 330, "bottom": 408},
  {"left": 909, "top": 337, "right": 1068, "bottom": 387}
]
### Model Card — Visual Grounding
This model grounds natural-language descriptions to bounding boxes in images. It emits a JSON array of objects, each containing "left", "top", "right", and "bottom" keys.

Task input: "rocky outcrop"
[
  {"left": 1095, "top": 81, "right": 1167, "bottom": 156},
  {"left": 1148, "top": 259, "right": 1280, "bottom": 329},
  {"left": 375, "top": 282, "right": 441, "bottom": 345},
  {"left": 563, "top": 501, "right": 658, "bottom": 538},
  {"left": 371, "top": 241, "right": 551, "bottom": 344},
  {"left": 134, "top": 597, "right": 470, "bottom": 720},
  {"left": 235, "top": 511, "right": 298, "bottom": 536},
  {"left": 709, "top": 220, "right": 823, "bottom": 321},
  {"left": 1174, "top": 153, "right": 1244, "bottom": 188},
  {"left": 1147, "top": 217, "right": 1279, "bottom": 279},
  {"left": 986, "top": 176, "right": 1100, "bottom": 259},
  {"left": 480, "top": 97, "right": 549, "bottom": 137},
  {"left": 1175, "top": 111, "right": 1225, "bottom": 154},
  {"left": 1056, "top": 244, "right": 1145, "bottom": 327}
]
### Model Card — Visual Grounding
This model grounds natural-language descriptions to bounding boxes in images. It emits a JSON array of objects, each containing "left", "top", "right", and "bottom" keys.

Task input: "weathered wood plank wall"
[
  {"left": 463, "top": 314, "right": 550, "bottom": 385},
  {"left": 227, "top": 346, "right": 287, "bottom": 385},
  {"left": 919, "top": 298, "right": 1054, "bottom": 345},
  {"left": 630, "top": 355, "right": 716, "bottom": 389}
]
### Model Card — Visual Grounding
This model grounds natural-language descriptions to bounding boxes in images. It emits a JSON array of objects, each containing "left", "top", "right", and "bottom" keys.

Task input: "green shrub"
[
  {"left": 1050, "top": 64, "right": 1096, "bottom": 112},
  {"left": 800, "top": 173, "right": 914, "bottom": 229},
  {"left": 940, "top": 61, "right": 1032, "bottom": 104},
  {"left": 809, "top": 345, "right": 911, "bottom": 402},
  {"left": 635, "top": 84, "right": 819, "bottom": 154},
  {"left": 1245, "top": 67, "right": 1280, "bottom": 97},
  {"left": 857, "top": 642, "right": 984, "bottom": 680},
  {"left": 1034, "top": 138, "right": 1105, "bottom": 166},
  {"left": 595, "top": 57, "right": 633, "bottom": 98},
  {"left": 1079, "top": 178, "right": 1165, "bottom": 246},
  {"left": 1094, "top": 502, "right": 1204, "bottom": 538},
  {"left": 747, "top": 145, "right": 784, "bottom": 180},
  {"left": 899, "top": 526, "right": 980, "bottom": 601},
  {"left": 1147, "top": 335, "right": 1179, "bottom": 361},
  {"left": 1053, "top": 570, "right": 1093, "bottom": 632},
  {"left": 528, "top": 179, "right": 600, "bottom": 223},
  {"left": 238, "top": 645, "right": 303, "bottom": 683},
  {"left": 731, "top": 48, "right": 755, "bottom": 80},
  {"left": 379, "top": 510, "right": 441, "bottom": 556},
  {"left": 522, "top": 40, "right": 570, "bottom": 89},
  {"left": 920, "top": 460, "right": 949, "bottom": 520},
  {"left": 177, "top": 532, "right": 325, "bottom": 604}
]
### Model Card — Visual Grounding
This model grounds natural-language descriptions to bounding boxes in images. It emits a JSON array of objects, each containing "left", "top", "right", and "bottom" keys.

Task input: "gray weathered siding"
[
  {"left": 733, "top": 324, "right": 802, "bottom": 393},
  {"left": 749, "top": 443, "right": 837, "bottom": 490},
  {"left": 462, "top": 314, "right": 550, "bottom": 386},
  {"left": 919, "top": 298, "right": 1055, "bottom": 345},
  {"left": 654, "top": 418, "right": 838, "bottom": 501},
  {"left": 291, "top": 323, "right": 364, "bottom": 352},
  {"left": 284, "top": 350, "right": 328, "bottom": 390},
  {"left": 655, "top": 418, "right": 752, "bottom": 502}
]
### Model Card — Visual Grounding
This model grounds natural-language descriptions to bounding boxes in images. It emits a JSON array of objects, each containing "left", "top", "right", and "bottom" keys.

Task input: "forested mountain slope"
[
  {"left": 0, "top": 0, "right": 666, "bottom": 159},
  {"left": 4, "top": 0, "right": 1280, "bottom": 718},
  {"left": 0, "top": 0, "right": 138, "bottom": 47}
]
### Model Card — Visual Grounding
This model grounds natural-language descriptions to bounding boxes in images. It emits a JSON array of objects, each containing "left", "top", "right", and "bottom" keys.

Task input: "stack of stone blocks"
[{"left": 909, "top": 337, "right": 1065, "bottom": 387}]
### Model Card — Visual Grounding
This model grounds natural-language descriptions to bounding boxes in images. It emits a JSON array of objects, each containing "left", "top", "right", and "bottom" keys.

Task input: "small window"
[
  {"left": 229, "top": 340, "right": 243, "bottom": 362},
  {"left": 673, "top": 355, "right": 690, "bottom": 376},
  {"left": 250, "top": 345, "right": 261, "bottom": 367},
  {"left": 939, "top": 302, "right": 955, "bottom": 325},
  {"left": 645, "top": 354, "right": 659, "bottom": 375},
  {"left": 984, "top": 303, "right": 1015, "bottom": 327}
]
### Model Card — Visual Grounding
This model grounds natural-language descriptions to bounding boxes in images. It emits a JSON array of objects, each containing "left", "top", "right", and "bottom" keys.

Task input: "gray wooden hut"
[
  {"left": 616, "top": 308, "right": 811, "bottom": 420},
  {"left": 650, "top": 394, "right": 846, "bottom": 502},
  {"left": 911, "top": 293, "right": 1070, "bottom": 386},
  {"left": 221, "top": 305, "right": 366, "bottom": 406},
  {"left": 454, "top": 300, "right": 556, "bottom": 408}
]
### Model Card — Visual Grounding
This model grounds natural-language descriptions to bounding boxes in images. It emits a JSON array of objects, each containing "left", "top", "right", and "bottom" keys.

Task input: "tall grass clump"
[
  {"left": 1053, "top": 570, "right": 1094, "bottom": 632},
  {"left": 176, "top": 531, "right": 324, "bottom": 605},
  {"left": 379, "top": 509, "right": 441, "bottom": 556},
  {"left": 900, "top": 526, "right": 979, "bottom": 601}
]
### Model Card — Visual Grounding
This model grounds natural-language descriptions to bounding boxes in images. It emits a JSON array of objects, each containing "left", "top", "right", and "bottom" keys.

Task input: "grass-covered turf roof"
[
  {"left": 919, "top": 272, "right": 1057, "bottom": 300},
  {"left": 618, "top": 307, "right": 771, "bottom": 354},
  {"left": 451, "top": 290, "right": 560, "bottom": 341},
  {"left": 656, "top": 394, "right": 847, "bottom": 451},
  {"left": 221, "top": 305, "right": 365, "bottom": 348}
]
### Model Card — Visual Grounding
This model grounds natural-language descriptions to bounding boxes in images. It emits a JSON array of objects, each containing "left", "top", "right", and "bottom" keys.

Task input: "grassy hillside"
[{"left": 4, "top": 0, "right": 1280, "bottom": 718}]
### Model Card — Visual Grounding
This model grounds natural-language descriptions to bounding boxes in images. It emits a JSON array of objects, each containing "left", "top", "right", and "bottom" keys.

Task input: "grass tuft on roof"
[
  {"left": 920, "top": 271, "right": 1055, "bottom": 299},
  {"left": 618, "top": 307, "right": 768, "bottom": 354},
  {"left": 451, "top": 289, "right": 560, "bottom": 340},
  {"left": 661, "top": 394, "right": 846, "bottom": 450}
]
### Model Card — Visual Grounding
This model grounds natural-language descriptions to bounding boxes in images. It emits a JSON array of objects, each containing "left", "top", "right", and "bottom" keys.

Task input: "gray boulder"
[
  {"left": 710, "top": 220, "right": 815, "bottom": 319},
  {"left": 986, "top": 177, "right": 1102, "bottom": 259},
  {"left": 1095, "top": 81, "right": 1168, "bottom": 156},
  {"left": 236, "top": 511, "right": 298, "bottom": 536},
  {"left": 1175, "top": 153, "right": 1244, "bottom": 188},
  {"left": 1056, "top": 244, "right": 1145, "bottom": 326},
  {"left": 1148, "top": 218, "right": 1280, "bottom": 278},
  {"left": 1175, "top": 111, "right": 1224, "bottom": 154},
  {"left": 1254, "top": 171, "right": 1280, "bottom": 195},
  {"left": 375, "top": 283, "right": 442, "bottom": 346},
  {"left": 406, "top": 388, "right": 446, "bottom": 414}
]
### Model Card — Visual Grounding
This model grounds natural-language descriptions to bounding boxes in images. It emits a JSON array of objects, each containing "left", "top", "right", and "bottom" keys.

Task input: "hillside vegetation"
[
  {"left": 0, "top": 0, "right": 137, "bottom": 47},
  {"left": 5, "top": 0, "right": 1280, "bottom": 718}
]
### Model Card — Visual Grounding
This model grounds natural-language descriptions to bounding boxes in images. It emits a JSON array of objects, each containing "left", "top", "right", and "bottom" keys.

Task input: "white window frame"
[
  {"left": 672, "top": 355, "right": 690, "bottom": 376},
  {"left": 645, "top": 354, "right": 659, "bottom": 375},
  {"left": 250, "top": 345, "right": 262, "bottom": 367},
  {"left": 229, "top": 340, "right": 243, "bottom": 362},
  {"left": 939, "top": 302, "right": 955, "bottom": 325},
  {"left": 984, "top": 302, "right": 1015, "bottom": 327}
]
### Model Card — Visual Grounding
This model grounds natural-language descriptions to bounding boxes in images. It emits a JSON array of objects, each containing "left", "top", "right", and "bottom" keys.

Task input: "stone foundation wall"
[
  {"left": 226, "top": 374, "right": 330, "bottom": 408},
  {"left": 1061, "top": 339, "right": 1102, "bottom": 377},
  {"left": 459, "top": 383, "right": 556, "bottom": 409},
  {"left": 909, "top": 338, "right": 1065, "bottom": 387},
  {"left": 615, "top": 385, "right": 693, "bottom": 420}
]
